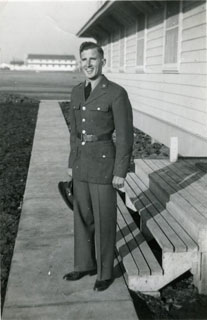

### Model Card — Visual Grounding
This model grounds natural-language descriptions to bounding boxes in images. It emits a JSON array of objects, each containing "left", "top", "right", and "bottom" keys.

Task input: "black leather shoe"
[
  {"left": 63, "top": 270, "right": 96, "bottom": 281},
  {"left": 93, "top": 279, "right": 113, "bottom": 291}
]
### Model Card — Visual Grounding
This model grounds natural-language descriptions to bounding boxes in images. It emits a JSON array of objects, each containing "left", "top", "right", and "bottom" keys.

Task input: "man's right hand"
[{"left": 67, "top": 168, "right": 73, "bottom": 179}]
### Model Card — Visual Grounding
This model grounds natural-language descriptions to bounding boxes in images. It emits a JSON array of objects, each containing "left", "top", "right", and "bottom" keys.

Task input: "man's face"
[{"left": 80, "top": 48, "right": 105, "bottom": 80}]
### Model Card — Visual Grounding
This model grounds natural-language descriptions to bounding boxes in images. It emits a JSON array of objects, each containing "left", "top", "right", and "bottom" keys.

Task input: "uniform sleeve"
[
  {"left": 68, "top": 89, "right": 77, "bottom": 168},
  {"left": 112, "top": 88, "right": 134, "bottom": 178}
]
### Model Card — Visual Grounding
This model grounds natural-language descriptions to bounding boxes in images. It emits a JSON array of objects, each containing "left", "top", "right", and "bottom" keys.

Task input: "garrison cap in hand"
[{"left": 58, "top": 180, "right": 73, "bottom": 210}]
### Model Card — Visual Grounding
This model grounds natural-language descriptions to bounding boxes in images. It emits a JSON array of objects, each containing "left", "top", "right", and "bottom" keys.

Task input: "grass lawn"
[{"left": 0, "top": 94, "right": 39, "bottom": 311}]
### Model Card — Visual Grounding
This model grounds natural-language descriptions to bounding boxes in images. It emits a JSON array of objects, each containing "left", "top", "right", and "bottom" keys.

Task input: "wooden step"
[
  {"left": 125, "top": 173, "right": 198, "bottom": 253},
  {"left": 144, "top": 159, "right": 207, "bottom": 218},
  {"left": 159, "top": 159, "right": 207, "bottom": 207},
  {"left": 134, "top": 158, "right": 207, "bottom": 199},
  {"left": 116, "top": 191, "right": 197, "bottom": 294}
]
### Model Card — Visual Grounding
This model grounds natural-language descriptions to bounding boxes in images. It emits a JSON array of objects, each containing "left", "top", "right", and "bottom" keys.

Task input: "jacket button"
[
  {"left": 82, "top": 118, "right": 86, "bottom": 122},
  {"left": 82, "top": 106, "right": 86, "bottom": 110}
]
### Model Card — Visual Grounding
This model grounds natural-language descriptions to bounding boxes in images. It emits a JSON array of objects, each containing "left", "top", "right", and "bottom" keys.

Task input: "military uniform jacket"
[{"left": 68, "top": 75, "right": 133, "bottom": 184}]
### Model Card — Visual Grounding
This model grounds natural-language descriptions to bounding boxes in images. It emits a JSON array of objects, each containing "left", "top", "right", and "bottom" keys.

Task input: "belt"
[{"left": 77, "top": 132, "right": 112, "bottom": 142}]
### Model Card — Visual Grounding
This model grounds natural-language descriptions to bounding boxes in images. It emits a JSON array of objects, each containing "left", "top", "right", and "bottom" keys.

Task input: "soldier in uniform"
[{"left": 63, "top": 42, "right": 133, "bottom": 291}]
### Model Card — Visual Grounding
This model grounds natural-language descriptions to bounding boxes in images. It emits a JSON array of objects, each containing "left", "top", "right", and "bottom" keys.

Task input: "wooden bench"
[{"left": 124, "top": 158, "right": 207, "bottom": 295}]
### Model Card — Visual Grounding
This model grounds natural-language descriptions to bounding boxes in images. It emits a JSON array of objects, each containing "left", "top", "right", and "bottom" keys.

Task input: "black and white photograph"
[{"left": 1, "top": 0, "right": 207, "bottom": 319}]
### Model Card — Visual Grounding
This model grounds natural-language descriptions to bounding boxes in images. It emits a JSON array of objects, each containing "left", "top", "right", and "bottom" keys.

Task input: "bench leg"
[{"left": 193, "top": 251, "right": 207, "bottom": 295}]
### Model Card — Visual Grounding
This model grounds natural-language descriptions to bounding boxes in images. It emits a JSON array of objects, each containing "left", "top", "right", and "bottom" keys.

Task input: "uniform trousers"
[{"left": 73, "top": 179, "right": 117, "bottom": 280}]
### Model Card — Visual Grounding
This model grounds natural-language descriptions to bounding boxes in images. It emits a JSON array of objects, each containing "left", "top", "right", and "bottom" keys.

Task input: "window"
[
  {"left": 119, "top": 26, "right": 125, "bottom": 70},
  {"left": 125, "top": 24, "right": 136, "bottom": 67},
  {"left": 136, "top": 14, "right": 145, "bottom": 71},
  {"left": 163, "top": 1, "right": 181, "bottom": 72}
]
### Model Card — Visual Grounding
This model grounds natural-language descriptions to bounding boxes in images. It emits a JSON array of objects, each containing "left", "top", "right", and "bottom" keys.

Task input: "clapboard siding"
[
  {"left": 128, "top": 93, "right": 206, "bottom": 126},
  {"left": 106, "top": 72, "right": 205, "bottom": 89},
  {"left": 126, "top": 37, "right": 136, "bottom": 47},
  {"left": 110, "top": 77, "right": 206, "bottom": 101},
  {"left": 182, "top": 0, "right": 206, "bottom": 18},
  {"left": 146, "top": 37, "right": 163, "bottom": 49},
  {"left": 146, "top": 56, "right": 163, "bottom": 66},
  {"left": 111, "top": 75, "right": 205, "bottom": 112},
  {"left": 182, "top": 37, "right": 207, "bottom": 52},
  {"left": 130, "top": 100, "right": 205, "bottom": 136},
  {"left": 126, "top": 87, "right": 205, "bottom": 119},
  {"left": 182, "top": 24, "right": 206, "bottom": 41},
  {"left": 129, "top": 98, "right": 206, "bottom": 137},
  {"left": 180, "top": 62, "right": 207, "bottom": 74},
  {"left": 146, "top": 46, "right": 163, "bottom": 58},
  {"left": 182, "top": 10, "right": 206, "bottom": 29},
  {"left": 147, "top": 27, "right": 163, "bottom": 41},
  {"left": 181, "top": 50, "right": 207, "bottom": 63}
]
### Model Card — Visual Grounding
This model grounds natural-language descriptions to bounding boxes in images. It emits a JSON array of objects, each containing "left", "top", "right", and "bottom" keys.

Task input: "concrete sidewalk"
[{"left": 3, "top": 100, "right": 138, "bottom": 320}]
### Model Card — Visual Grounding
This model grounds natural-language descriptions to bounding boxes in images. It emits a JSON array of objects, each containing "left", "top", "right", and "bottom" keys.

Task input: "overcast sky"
[{"left": 0, "top": 0, "right": 98, "bottom": 63}]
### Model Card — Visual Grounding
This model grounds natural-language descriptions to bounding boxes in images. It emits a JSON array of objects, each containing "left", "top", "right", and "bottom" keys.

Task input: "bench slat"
[
  {"left": 117, "top": 194, "right": 163, "bottom": 275},
  {"left": 160, "top": 209, "right": 198, "bottom": 251},
  {"left": 117, "top": 207, "right": 151, "bottom": 276},
  {"left": 116, "top": 223, "right": 137, "bottom": 275},
  {"left": 153, "top": 214, "right": 187, "bottom": 252},
  {"left": 132, "top": 228, "right": 163, "bottom": 276},
  {"left": 144, "top": 213, "right": 174, "bottom": 252}
]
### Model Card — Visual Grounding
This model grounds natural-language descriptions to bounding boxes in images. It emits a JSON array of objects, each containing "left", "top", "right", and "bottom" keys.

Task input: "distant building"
[
  {"left": 77, "top": 0, "right": 207, "bottom": 157},
  {"left": 26, "top": 54, "right": 77, "bottom": 71},
  {"left": 10, "top": 60, "right": 24, "bottom": 66},
  {"left": 9, "top": 60, "right": 25, "bottom": 70}
]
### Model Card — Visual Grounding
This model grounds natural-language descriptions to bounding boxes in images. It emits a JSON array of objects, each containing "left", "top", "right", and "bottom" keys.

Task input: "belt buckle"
[{"left": 81, "top": 133, "right": 87, "bottom": 142}]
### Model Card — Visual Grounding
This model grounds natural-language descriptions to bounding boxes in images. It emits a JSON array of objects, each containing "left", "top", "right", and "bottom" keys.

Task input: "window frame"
[{"left": 163, "top": 0, "right": 182, "bottom": 73}]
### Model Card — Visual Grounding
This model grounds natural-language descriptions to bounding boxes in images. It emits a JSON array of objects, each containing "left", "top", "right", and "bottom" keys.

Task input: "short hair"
[{"left": 79, "top": 42, "right": 104, "bottom": 58}]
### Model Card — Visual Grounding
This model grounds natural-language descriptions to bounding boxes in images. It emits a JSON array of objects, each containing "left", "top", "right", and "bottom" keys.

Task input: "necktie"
[{"left": 85, "top": 82, "right": 91, "bottom": 100}]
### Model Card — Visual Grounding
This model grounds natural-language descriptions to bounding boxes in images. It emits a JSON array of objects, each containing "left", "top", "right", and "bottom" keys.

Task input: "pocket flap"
[
  {"left": 89, "top": 105, "right": 109, "bottom": 112},
  {"left": 72, "top": 104, "right": 81, "bottom": 110},
  {"left": 94, "top": 144, "right": 115, "bottom": 158}
]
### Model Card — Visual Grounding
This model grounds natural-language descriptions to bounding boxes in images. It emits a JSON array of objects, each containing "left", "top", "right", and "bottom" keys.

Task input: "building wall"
[{"left": 101, "top": 0, "right": 207, "bottom": 156}]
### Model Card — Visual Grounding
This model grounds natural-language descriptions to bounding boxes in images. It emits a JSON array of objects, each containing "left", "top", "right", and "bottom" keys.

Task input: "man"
[{"left": 63, "top": 42, "right": 133, "bottom": 291}]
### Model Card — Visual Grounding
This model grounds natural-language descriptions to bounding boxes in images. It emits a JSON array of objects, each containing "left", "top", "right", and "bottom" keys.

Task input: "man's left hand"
[{"left": 112, "top": 176, "right": 125, "bottom": 189}]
